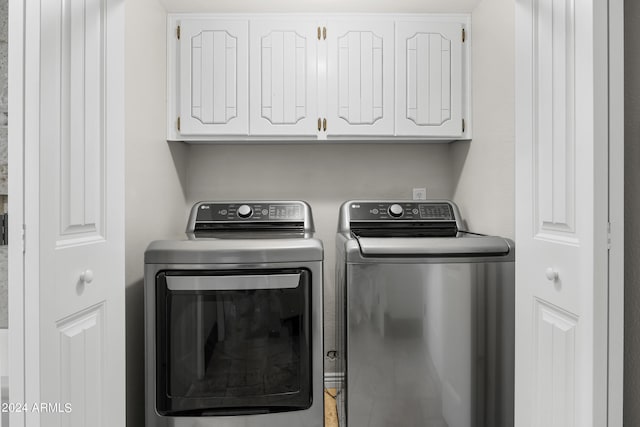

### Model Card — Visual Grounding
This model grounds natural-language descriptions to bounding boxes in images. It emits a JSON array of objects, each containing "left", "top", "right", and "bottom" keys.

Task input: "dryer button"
[
  {"left": 237, "top": 204, "right": 253, "bottom": 218},
  {"left": 388, "top": 204, "right": 404, "bottom": 217}
]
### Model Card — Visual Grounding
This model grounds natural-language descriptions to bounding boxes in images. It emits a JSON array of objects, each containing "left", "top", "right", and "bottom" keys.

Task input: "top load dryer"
[
  {"left": 335, "top": 200, "right": 515, "bottom": 427},
  {"left": 145, "top": 201, "right": 323, "bottom": 427}
]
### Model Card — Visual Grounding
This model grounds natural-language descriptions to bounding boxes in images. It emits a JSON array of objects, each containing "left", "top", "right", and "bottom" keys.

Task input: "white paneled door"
[
  {"left": 326, "top": 20, "right": 394, "bottom": 136},
  {"left": 21, "top": 0, "right": 126, "bottom": 426},
  {"left": 515, "top": 0, "right": 622, "bottom": 426},
  {"left": 250, "top": 20, "right": 319, "bottom": 136}
]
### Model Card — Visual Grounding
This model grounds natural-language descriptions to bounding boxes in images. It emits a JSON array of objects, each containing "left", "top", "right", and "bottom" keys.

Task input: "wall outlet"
[{"left": 413, "top": 188, "right": 427, "bottom": 200}]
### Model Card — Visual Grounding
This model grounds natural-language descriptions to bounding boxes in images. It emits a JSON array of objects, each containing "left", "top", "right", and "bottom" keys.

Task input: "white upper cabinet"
[
  {"left": 325, "top": 20, "right": 395, "bottom": 136},
  {"left": 396, "top": 22, "right": 464, "bottom": 137},
  {"left": 176, "top": 19, "right": 249, "bottom": 136},
  {"left": 168, "top": 14, "right": 470, "bottom": 142},
  {"left": 249, "top": 20, "right": 319, "bottom": 136}
]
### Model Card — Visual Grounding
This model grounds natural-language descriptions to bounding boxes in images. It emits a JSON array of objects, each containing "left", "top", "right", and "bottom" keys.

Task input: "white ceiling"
[{"left": 158, "top": 0, "right": 481, "bottom": 14}]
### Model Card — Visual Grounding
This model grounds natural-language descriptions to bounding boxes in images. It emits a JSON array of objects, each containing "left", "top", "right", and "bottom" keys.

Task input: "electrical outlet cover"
[{"left": 413, "top": 188, "right": 427, "bottom": 200}]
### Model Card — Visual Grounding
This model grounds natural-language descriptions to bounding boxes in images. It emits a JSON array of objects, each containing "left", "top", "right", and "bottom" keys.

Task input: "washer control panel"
[
  {"left": 195, "top": 202, "right": 304, "bottom": 222},
  {"left": 348, "top": 201, "right": 455, "bottom": 221}
]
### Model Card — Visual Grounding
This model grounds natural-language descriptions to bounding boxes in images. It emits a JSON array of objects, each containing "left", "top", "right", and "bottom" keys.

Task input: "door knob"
[
  {"left": 545, "top": 267, "right": 558, "bottom": 281},
  {"left": 80, "top": 269, "right": 94, "bottom": 284}
]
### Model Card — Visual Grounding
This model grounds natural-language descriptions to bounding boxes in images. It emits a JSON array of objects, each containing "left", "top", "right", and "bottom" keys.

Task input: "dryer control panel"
[
  {"left": 187, "top": 200, "right": 315, "bottom": 236},
  {"left": 348, "top": 201, "right": 455, "bottom": 221},
  {"left": 338, "top": 200, "right": 464, "bottom": 238},
  {"left": 195, "top": 202, "right": 304, "bottom": 222}
]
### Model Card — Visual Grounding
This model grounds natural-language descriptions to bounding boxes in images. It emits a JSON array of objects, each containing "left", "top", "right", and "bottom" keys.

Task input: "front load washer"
[
  {"left": 335, "top": 200, "right": 515, "bottom": 427},
  {"left": 145, "top": 201, "right": 323, "bottom": 427}
]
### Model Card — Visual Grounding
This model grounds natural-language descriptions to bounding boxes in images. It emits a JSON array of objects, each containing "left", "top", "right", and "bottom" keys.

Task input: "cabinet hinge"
[
  {"left": 323, "top": 27, "right": 327, "bottom": 40},
  {"left": 177, "top": 25, "right": 181, "bottom": 40},
  {"left": 177, "top": 116, "right": 181, "bottom": 131},
  {"left": 607, "top": 222, "right": 612, "bottom": 249},
  {"left": 462, "top": 118, "right": 465, "bottom": 133},
  {"left": 462, "top": 28, "right": 466, "bottom": 43}
]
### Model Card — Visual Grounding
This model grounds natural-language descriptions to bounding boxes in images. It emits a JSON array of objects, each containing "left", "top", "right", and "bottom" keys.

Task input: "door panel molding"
[
  {"left": 533, "top": 298, "right": 577, "bottom": 427},
  {"left": 260, "top": 30, "right": 308, "bottom": 125},
  {"left": 59, "top": 0, "right": 106, "bottom": 243},
  {"left": 249, "top": 20, "right": 318, "bottom": 136},
  {"left": 406, "top": 32, "right": 452, "bottom": 126},
  {"left": 336, "top": 30, "right": 384, "bottom": 125},
  {"left": 190, "top": 30, "right": 239, "bottom": 125},
  {"left": 533, "top": 0, "right": 577, "bottom": 243},
  {"left": 58, "top": 303, "right": 105, "bottom": 427}
]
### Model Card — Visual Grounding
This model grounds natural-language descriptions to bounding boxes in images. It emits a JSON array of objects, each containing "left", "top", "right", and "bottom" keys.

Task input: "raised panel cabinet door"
[
  {"left": 326, "top": 20, "right": 394, "bottom": 136},
  {"left": 250, "top": 20, "right": 319, "bottom": 136},
  {"left": 396, "top": 22, "right": 463, "bottom": 137},
  {"left": 179, "top": 19, "right": 248, "bottom": 135}
]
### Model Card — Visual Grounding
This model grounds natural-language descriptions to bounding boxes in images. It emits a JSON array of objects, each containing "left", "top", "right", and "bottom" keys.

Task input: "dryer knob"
[
  {"left": 388, "top": 204, "right": 404, "bottom": 217},
  {"left": 237, "top": 204, "right": 253, "bottom": 218}
]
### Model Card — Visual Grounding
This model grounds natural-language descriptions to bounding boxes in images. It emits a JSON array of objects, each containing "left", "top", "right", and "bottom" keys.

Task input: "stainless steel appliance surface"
[
  {"left": 335, "top": 200, "right": 515, "bottom": 427},
  {"left": 145, "top": 201, "right": 324, "bottom": 427}
]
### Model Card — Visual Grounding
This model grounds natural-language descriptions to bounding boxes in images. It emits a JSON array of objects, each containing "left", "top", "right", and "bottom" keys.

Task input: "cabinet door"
[
  {"left": 396, "top": 22, "right": 463, "bottom": 137},
  {"left": 326, "top": 20, "right": 395, "bottom": 136},
  {"left": 179, "top": 20, "right": 248, "bottom": 136},
  {"left": 250, "top": 20, "right": 319, "bottom": 136}
]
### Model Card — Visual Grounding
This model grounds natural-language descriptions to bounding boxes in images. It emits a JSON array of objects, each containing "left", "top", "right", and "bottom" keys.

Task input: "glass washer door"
[{"left": 156, "top": 268, "right": 312, "bottom": 416}]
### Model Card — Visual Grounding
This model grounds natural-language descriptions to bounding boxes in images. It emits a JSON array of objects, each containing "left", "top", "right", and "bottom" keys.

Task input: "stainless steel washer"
[
  {"left": 145, "top": 201, "right": 323, "bottom": 427},
  {"left": 335, "top": 200, "right": 515, "bottom": 427}
]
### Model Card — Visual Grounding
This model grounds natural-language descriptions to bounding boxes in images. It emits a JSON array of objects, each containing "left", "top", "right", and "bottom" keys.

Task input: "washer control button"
[
  {"left": 388, "top": 204, "right": 404, "bottom": 217},
  {"left": 237, "top": 204, "right": 253, "bottom": 218}
]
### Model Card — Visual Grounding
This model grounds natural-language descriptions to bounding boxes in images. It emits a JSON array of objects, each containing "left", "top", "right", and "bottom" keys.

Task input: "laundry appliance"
[
  {"left": 145, "top": 201, "right": 324, "bottom": 427},
  {"left": 335, "top": 200, "right": 515, "bottom": 427}
]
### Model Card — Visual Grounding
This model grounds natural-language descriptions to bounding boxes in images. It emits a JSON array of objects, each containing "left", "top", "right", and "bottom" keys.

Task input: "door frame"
[
  {"left": 7, "top": 0, "right": 26, "bottom": 424},
  {"left": 607, "top": 0, "right": 624, "bottom": 424}
]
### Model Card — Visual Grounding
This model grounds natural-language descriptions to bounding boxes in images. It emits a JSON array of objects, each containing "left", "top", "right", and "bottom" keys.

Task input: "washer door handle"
[{"left": 166, "top": 273, "right": 301, "bottom": 291}]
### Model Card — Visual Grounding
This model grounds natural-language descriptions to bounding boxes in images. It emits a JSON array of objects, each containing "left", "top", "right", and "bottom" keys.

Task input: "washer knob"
[
  {"left": 388, "top": 204, "right": 404, "bottom": 217},
  {"left": 237, "top": 204, "right": 253, "bottom": 218}
]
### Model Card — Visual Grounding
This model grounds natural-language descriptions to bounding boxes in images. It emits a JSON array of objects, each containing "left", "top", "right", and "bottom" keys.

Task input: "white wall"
[
  {"left": 450, "top": 0, "right": 515, "bottom": 239},
  {"left": 124, "top": 0, "right": 515, "bottom": 424},
  {"left": 625, "top": 2, "right": 640, "bottom": 424},
  {"left": 125, "top": 0, "right": 189, "bottom": 425}
]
